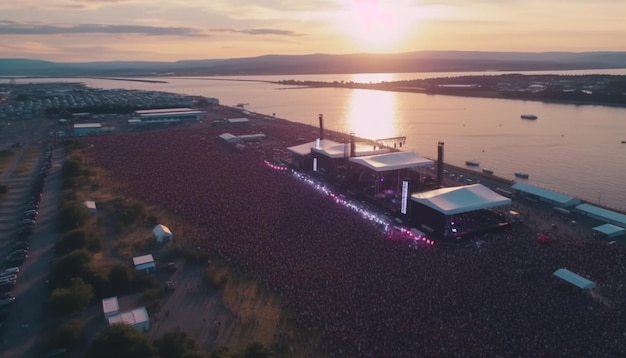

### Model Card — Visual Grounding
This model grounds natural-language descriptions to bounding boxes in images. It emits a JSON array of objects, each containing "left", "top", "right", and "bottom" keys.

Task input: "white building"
[
  {"left": 102, "top": 296, "right": 119, "bottom": 322},
  {"left": 132, "top": 254, "right": 156, "bottom": 272},
  {"left": 153, "top": 224, "right": 173, "bottom": 243},
  {"left": 107, "top": 306, "right": 150, "bottom": 332},
  {"left": 83, "top": 200, "right": 97, "bottom": 215}
]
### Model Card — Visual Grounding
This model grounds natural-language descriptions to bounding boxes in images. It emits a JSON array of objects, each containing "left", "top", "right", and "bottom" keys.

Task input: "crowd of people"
[{"left": 81, "top": 123, "right": 626, "bottom": 357}]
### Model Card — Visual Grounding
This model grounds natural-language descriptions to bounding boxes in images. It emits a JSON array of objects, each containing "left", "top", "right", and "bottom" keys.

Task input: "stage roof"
[
  {"left": 312, "top": 142, "right": 390, "bottom": 159},
  {"left": 575, "top": 203, "right": 626, "bottom": 227},
  {"left": 553, "top": 268, "right": 596, "bottom": 290},
  {"left": 592, "top": 223, "right": 626, "bottom": 238},
  {"left": 287, "top": 139, "right": 341, "bottom": 156},
  {"left": 511, "top": 183, "right": 581, "bottom": 207},
  {"left": 349, "top": 151, "right": 433, "bottom": 172},
  {"left": 411, "top": 184, "right": 512, "bottom": 215}
]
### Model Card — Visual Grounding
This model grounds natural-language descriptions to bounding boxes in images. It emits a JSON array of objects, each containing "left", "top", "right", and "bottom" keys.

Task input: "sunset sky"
[{"left": 1, "top": 0, "right": 625, "bottom": 62}]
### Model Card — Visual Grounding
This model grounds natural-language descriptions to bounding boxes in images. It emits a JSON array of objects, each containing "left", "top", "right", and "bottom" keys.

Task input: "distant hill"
[{"left": 2, "top": 51, "right": 626, "bottom": 77}]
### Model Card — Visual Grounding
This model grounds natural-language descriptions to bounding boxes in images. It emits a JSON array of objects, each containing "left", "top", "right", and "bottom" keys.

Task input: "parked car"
[
  {"left": 0, "top": 294, "right": 15, "bottom": 307},
  {"left": 164, "top": 280, "right": 177, "bottom": 291},
  {"left": 22, "top": 212, "right": 38, "bottom": 220},
  {"left": 0, "top": 275, "right": 17, "bottom": 283},
  {"left": 9, "top": 249, "right": 28, "bottom": 257},
  {"left": 11, "top": 242, "right": 29, "bottom": 251},
  {"left": 0, "top": 281, "right": 16, "bottom": 293},
  {"left": 5, "top": 253, "right": 27, "bottom": 265},
  {"left": 0, "top": 267, "right": 19, "bottom": 276}
]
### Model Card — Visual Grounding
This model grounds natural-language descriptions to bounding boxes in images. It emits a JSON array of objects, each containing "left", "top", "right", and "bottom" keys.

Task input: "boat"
[
  {"left": 514, "top": 172, "right": 529, "bottom": 179},
  {"left": 482, "top": 169, "right": 494, "bottom": 175},
  {"left": 465, "top": 160, "right": 480, "bottom": 167},
  {"left": 521, "top": 114, "right": 538, "bottom": 120}
]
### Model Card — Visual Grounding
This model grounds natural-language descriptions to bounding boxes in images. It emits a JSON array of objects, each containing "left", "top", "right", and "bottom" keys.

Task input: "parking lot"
[{"left": 0, "top": 135, "right": 64, "bottom": 357}]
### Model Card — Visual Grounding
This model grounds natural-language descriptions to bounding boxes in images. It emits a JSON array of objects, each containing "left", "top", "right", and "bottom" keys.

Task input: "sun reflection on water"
[{"left": 346, "top": 89, "right": 398, "bottom": 140}]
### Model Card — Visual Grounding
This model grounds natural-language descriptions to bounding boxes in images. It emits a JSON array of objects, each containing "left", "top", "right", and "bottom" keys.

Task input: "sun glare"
[{"left": 338, "top": 0, "right": 417, "bottom": 52}]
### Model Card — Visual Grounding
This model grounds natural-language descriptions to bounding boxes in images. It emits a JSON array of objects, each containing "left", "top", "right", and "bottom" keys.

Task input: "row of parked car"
[{"left": 1, "top": 148, "right": 53, "bottom": 310}]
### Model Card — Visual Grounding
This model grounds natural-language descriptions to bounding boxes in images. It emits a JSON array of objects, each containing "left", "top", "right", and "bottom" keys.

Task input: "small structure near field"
[
  {"left": 107, "top": 306, "right": 150, "bottom": 332},
  {"left": 153, "top": 224, "right": 173, "bottom": 243},
  {"left": 132, "top": 254, "right": 156, "bottom": 272},
  {"left": 84, "top": 200, "right": 97, "bottom": 215},
  {"left": 102, "top": 296, "right": 119, "bottom": 322}
]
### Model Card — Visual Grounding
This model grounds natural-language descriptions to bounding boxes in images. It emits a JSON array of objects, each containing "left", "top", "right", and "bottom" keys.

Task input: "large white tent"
[
  {"left": 107, "top": 306, "right": 150, "bottom": 332},
  {"left": 411, "top": 184, "right": 512, "bottom": 215},
  {"left": 153, "top": 224, "right": 173, "bottom": 243},
  {"left": 287, "top": 139, "right": 341, "bottom": 157},
  {"left": 349, "top": 151, "right": 433, "bottom": 172},
  {"left": 312, "top": 142, "right": 390, "bottom": 159}
]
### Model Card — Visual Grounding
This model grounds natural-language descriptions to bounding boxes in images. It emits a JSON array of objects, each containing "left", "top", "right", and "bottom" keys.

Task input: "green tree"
[
  {"left": 237, "top": 341, "right": 274, "bottom": 358},
  {"left": 62, "top": 158, "right": 81, "bottom": 178},
  {"left": 182, "top": 351, "right": 209, "bottom": 358},
  {"left": 56, "top": 229, "right": 88, "bottom": 255},
  {"left": 48, "top": 278, "right": 94, "bottom": 316},
  {"left": 49, "top": 249, "right": 93, "bottom": 289},
  {"left": 59, "top": 203, "right": 89, "bottom": 232},
  {"left": 87, "top": 323, "right": 156, "bottom": 358},
  {"left": 210, "top": 347, "right": 233, "bottom": 358},
  {"left": 48, "top": 319, "right": 84, "bottom": 348},
  {"left": 108, "top": 264, "right": 133, "bottom": 293},
  {"left": 155, "top": 330, "right": 197, "bottom": 358}
]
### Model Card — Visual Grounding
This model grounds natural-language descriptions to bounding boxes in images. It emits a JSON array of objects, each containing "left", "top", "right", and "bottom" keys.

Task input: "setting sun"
[{"left": 337, "top": 0, "right": 418, "bottom": 52}]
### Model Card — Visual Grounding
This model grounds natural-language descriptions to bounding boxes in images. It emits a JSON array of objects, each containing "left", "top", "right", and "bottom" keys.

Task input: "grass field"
[
  {"left": 13, "top": 147, "right": 40, "bottom": 177},
  {"left": 0, "top": 149, "right": 16, "bottom": 177}
]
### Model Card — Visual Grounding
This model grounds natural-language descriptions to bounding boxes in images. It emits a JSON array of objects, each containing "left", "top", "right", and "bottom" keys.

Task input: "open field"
[
  {"left": 69, "top": 110, "right": 626, "bottom": 357},
  {"left": 0, "top": 149, "right": 16, "bottom": 177},
  {"left": 13, "top": 147, "right": 40, "bottom": 177}
]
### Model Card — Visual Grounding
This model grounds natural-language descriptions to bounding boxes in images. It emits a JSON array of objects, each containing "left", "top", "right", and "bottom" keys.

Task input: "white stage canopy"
[
  {"left": 287, "top": 139, "right": 341, "bottom": 156},
  {"left": 349, "top": 151, "right": 433, "bottom": 172},
  {"left": 312, "top": 142, "right": 390, "bottom": 159},
  {"left": 411, "top": 184, "right": 512, "bottom": 215}
]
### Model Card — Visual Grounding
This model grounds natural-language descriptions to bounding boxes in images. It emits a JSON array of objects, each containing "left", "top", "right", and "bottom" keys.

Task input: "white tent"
[
  {"left": 411, "top": 184, "right": 512, "bottom": 215},
  {"left": 287, "top": 139, "right": 341, "bottom": 157},
  {"left": 107, "top": 306, "right": 150, "bottom": 332},
  {"left": 83, "top": 200, "right": 97, "bottom": 215},
  {"left": 349, "top": 151, "right": 433, "bottom": 172},
  {"left": 102, "top": 296, "right": 119, "bottom": 321},
  {"left": 153, "top": 224, "right": 173, "bottom": 243},
  {"left": 132, "top": 254, "right": 156, "bottom": 272}
]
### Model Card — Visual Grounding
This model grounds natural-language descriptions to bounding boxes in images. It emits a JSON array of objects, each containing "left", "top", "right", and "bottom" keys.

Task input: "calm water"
[{"left": 8, "top": 70, "right": 626, "bottom": 211}]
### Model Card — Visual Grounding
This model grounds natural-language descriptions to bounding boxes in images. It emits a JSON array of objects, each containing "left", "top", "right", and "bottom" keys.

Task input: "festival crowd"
[{"left": 82, "top": 125, "right": 626, "bottom": 357}]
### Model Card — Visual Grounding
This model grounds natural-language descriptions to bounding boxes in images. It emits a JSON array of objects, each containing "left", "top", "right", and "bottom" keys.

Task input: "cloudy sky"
[{"left": 1, "top": 0, "right": 625, "bottom": 62}]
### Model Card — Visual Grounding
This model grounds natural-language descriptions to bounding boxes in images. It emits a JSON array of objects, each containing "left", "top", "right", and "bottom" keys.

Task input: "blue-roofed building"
[
  {"left": 553, "top": 268, "right": 596, "bottom": 290},
  {"left": 576, "top": 203, "right": 626, "bottom": 227},
  {"left": 511, "top": 183, "right": 581, "bottom": 207},
  {"left": 592, "top": 223, "right": 626, "bottom": 239}
]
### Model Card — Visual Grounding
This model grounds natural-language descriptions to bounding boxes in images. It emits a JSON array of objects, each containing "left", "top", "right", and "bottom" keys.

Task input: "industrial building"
[
  {"left": 73, "top": 123, "right": 101, "bottom": 136},
  {"left": 129, "top": 107, "right": 206, "bottom": 125}
]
